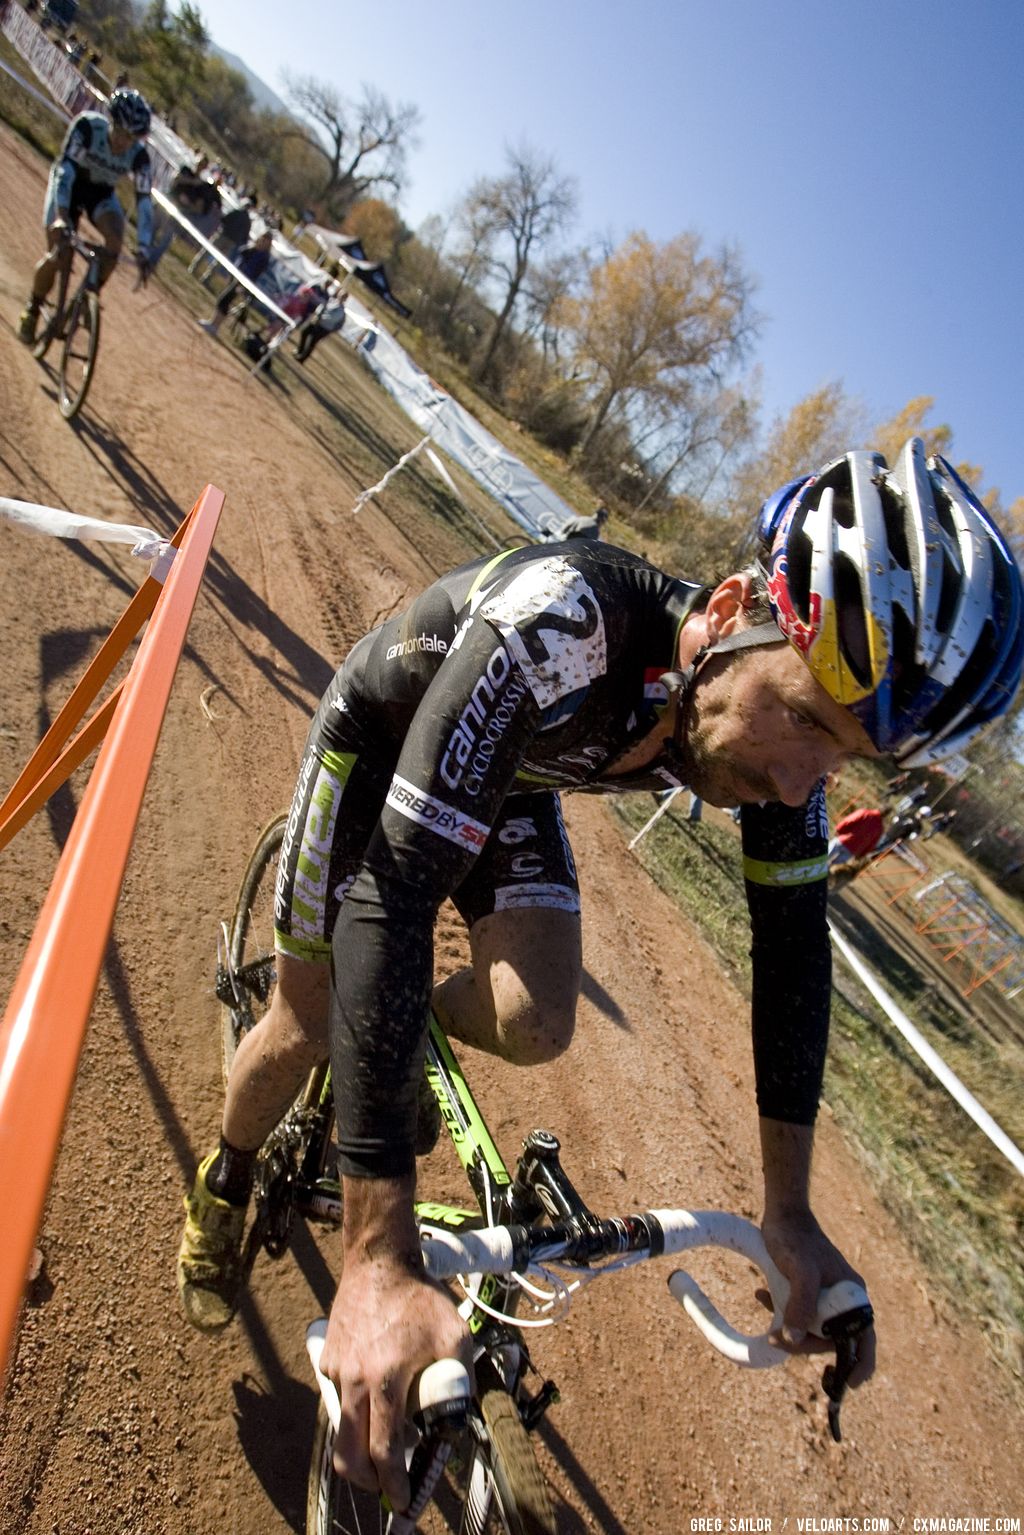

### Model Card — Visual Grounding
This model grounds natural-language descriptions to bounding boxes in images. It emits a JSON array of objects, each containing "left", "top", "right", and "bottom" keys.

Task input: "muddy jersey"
[
  {"left": 327, "top": 541, "right": 832, "bottom": 1178},
  {"left": 46, "top": 112, "right": 154, "bottom": 249}
]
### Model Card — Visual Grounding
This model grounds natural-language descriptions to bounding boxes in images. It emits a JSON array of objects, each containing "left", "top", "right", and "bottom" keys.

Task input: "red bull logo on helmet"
[{"left": 766, "top": 546, "right": 823, "bottom": 659}]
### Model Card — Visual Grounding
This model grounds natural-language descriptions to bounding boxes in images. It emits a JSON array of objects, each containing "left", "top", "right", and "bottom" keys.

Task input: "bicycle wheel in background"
[
  {"left": 305, "top": 1385, "right": 555, "bottom": 1535},
  {"left": 220, "top": 814, "right": 287, "bottom": 1083},
  {"left": 58, "top": 288, "right": 100, "bottom": 420}
]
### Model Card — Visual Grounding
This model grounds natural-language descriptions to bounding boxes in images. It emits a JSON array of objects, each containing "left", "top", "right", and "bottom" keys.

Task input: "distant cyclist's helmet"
[
  {"left": 756, "top": 438, "right": 1024, "bottom": 767},
  {"left": 108, "top": 87, "right": 151, "bottom": 137}
]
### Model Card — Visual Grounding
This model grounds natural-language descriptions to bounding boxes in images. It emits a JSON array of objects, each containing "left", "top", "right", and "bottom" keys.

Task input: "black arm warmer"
[{"left": 741, "top": 793, "right": 831, "bottom": 1125}]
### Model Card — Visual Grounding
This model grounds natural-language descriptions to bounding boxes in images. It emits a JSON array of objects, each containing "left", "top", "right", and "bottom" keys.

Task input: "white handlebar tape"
[
  {"left": 419, "top": 1223, "right": 517, "bottom": 1279},
  {"left": 306, "top": 1319, "right": 342, "bottom": 1432},
  {"left": 667, "top": 1269, "right": 787, "bottom": 1368},
  {"left": 656, "top": 1211, "right": 871, "bottom": 1368}
]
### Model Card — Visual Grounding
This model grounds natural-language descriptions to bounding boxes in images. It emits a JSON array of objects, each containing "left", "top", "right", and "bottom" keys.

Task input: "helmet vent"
[
  {"left": 830, "top": 484, "right": 856, "bottom": 531},
  {"left": 891, "top": 607, "right": 926, "bottom": 715},
  {"left": 786, "top": 516, "right": 814, "bottom": 623},
  {"left": 933, "top": 487, "right": 959, "bottom": 541},
  {"left": 880, "top": 488, "right": 911, "bottom": 572},
  {"left": 934, "top": 548, "right": 962, "bottom": 636},
  {"left": 925, "top": 616, "right": 995, "bottom": 737},
  {"left": 834, "top": 554, "right": 871, "bottom": 688}
]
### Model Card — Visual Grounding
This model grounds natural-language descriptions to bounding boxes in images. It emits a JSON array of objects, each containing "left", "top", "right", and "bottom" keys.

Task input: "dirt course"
[{"left": 1, "top": 122, "right": 1021, "bottom": 1534}]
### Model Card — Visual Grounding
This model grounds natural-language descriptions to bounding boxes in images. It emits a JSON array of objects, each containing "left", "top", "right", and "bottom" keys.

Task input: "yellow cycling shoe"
[
  {"left": 17, "top": 305, "right": 40, "bottom": 346},
  {"left": 177, "top": 1153, "right": 248, "bottom": 1331}
]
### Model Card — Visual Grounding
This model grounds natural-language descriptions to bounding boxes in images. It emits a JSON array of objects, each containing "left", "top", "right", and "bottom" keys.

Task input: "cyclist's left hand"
[{"left": 760, "top": 1206, "right": 876, "bottom": 1387}]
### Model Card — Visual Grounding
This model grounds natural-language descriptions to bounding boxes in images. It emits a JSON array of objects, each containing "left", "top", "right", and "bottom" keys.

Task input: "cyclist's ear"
[{"left": 703, "top": 573, "right": 751, "bottom": 644}]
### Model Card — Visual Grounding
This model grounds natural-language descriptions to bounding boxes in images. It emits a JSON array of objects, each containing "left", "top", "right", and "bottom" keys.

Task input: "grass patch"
[
  {"left": 0, "top": 35, "right": 63, "bottom": 159},
  {"left": 610, "top": 795, "right": 1024, "bottom": 1396}
]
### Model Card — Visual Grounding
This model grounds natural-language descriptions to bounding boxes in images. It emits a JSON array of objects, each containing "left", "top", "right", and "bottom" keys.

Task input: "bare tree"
[
  {"left": 520, "top": 247, "right": 587, "bottom": 366},
  {"left": 472, "top": 144, "right": 578, "bottom": 382},
  {"left": 445, "top": 183, "right": 501, "bottom": 326},
  {"left": 282, "top": 74, "right": 420, "bottom": 213}
]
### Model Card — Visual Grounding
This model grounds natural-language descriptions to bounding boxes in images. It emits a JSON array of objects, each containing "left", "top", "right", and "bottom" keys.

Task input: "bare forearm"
[
  {"left": 759, "top": 1116, "right": 814, "bottom": 1217},
  {"left": 342, "top": 1172, "right": 421, "bottom": 1270}
]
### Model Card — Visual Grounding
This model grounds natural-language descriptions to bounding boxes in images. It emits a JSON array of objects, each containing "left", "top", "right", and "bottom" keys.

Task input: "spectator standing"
[
  {"left": 196, "top": 229, "right": 273, "bottom": 339},
  {"left": 196, "top": 193, "right": 254, "bottom": 285},
  {"left": 150, "top": 157, "right": 220, "bottom": 270},
  {"left": 292, "top": 206, "right": 316, "bottom": 240},
  {"left": 558, "top": 505, "right": 610, "bottom": 540},
  {"left": 828, "top": 807, "right": 885, "bottom": 868},
  {"left": 295, "top": 286, "right": 348, "bottom": 362}
]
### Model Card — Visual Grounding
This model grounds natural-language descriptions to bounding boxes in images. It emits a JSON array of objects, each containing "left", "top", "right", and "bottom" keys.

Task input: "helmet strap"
[{"left": 661, "top": 621, "right": 787, "bottom": 766}]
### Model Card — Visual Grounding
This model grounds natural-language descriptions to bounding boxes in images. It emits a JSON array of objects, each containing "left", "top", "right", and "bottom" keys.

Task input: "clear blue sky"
[{"left": 194, "top": 0, "right": 1022, "bottom": 504}]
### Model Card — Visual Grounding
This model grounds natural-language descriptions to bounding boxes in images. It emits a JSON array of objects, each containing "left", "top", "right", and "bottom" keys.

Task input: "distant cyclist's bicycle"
[
  {"left": 31, "top": 231, "right": 146, "bottom": 420},
  {"left": 217, "top": 815, "right": 874, "bottom": 1535}
]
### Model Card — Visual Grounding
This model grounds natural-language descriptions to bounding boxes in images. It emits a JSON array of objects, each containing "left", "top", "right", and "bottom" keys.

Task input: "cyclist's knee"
[
  {"left": 268, "top": 953, "right": 331, "bottom": 1057},
  {"left": 495, "top": 992, "right": 577, "bottom": 1066}
]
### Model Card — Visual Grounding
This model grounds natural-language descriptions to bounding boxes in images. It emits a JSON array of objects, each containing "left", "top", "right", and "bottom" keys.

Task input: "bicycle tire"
[
  {"left": 58, "top": 288, "right": 100, "bottom": 419},
  {"left": 31, "top": 265, "right": 70, "bottom": 363},
  {"left": 221, "top": 813, "right": 287, "bottom": 1084},
  {"left": 305, "top": 1386, "right": 554, "bottom": 1535}
]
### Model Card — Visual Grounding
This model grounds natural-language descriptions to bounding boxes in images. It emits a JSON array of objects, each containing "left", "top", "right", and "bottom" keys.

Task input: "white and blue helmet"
[
  {"left": 108, "top": 87, "right": 151, "bottom": 137},
  {"left": 757, "top": 438, "right": 1024, "bottom": 766}
]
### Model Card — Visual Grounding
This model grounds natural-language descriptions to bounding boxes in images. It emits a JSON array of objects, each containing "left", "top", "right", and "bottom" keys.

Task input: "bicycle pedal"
[
  {"left": 518, "top": 1378, "right": 559, "bottom": 1431},
  {"left": 214, "top": 964, "right": 236, "bottom": 1004}
]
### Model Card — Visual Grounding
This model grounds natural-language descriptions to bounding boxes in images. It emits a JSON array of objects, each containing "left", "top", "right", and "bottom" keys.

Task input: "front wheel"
[
  {"left": 220, "top": 813, "right": 287, "bottom": 1083},
  {"left": 58, "top": 288, "right": 100, "bottom": 419},
  {"left": 305, "top": 1387, "right": 555, "bottom": 1535}
]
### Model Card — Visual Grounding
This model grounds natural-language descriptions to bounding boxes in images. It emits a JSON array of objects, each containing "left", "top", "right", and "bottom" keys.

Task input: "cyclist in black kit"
[{"left": 179, "top": 440, "right": 1023, "bottom": 1508}]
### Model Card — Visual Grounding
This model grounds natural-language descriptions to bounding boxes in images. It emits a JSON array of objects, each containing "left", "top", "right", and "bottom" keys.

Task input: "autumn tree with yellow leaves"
[{"left": 555, "top": 231, "right": 758, "bottom": 468}]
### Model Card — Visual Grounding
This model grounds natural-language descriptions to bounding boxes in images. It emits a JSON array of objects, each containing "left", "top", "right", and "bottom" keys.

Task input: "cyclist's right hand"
[{"left": 320, "top": 1176, "right": 472, "bottom": 1512}]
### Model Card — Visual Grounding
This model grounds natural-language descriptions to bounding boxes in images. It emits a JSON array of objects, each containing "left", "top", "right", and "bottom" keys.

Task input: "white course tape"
[
  {"left": 829, "top": 920, "right": 1024, "bottom": 1180},
  {"left": 425, "top": 448, "right": 461, "bottom": 500},
  {"left": 0, "top": 497, "right": 175, "bottom": 582}
]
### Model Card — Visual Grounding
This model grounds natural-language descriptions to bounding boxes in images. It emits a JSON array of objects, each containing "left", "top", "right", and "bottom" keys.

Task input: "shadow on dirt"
[
  {"left": 232, "top": 1366, "right": 314, "bottom": 1534},
  {"left": 580, "top": 967, "right": 628, "bottom": 1028},
  {"left": 232, "top": 1220, "right": 340, "bottom": 1533},
  {"left": 539, "top": 1412, "right": 630, "bottom": 1534},
  {"left": 38, "top": 409, "right": 334, "bottom": 718}
]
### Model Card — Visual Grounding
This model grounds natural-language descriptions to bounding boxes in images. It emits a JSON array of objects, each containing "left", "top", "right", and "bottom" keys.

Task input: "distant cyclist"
[{"left": 17, "top": 87, "right": 154, "bottom": 347}]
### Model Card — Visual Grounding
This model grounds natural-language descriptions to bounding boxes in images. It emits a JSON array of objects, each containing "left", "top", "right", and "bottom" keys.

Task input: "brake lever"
[{"left": 818, "top": 1296, "right": 874, "bottom": 1442}]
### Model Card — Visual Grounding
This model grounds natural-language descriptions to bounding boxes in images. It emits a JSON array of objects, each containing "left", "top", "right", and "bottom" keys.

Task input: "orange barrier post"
[
  {"left": 0, "top": 485, "right": 224, "bottom": 1394},
  {"left": 0, "top": 512, "right": 192, "bottom": 853}
]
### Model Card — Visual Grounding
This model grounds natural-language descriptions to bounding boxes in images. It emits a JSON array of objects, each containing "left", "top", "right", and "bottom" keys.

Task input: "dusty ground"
[{"left": 1, "top": 122, "right": 1021, "bottom": 1534}]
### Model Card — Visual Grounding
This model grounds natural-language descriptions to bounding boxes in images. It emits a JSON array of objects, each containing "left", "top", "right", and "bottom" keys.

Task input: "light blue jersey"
[{"left": 44, "top": 111, "right": 154, "bottom": 250}]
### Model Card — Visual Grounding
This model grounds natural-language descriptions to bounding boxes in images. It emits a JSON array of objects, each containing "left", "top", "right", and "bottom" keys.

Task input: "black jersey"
[{"left": 328, "top": 542, "right": 832, "bottom": 1178}]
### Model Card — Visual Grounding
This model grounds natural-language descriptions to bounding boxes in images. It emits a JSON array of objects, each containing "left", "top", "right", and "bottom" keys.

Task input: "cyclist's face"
[
  {"left": 686, "top": 628, "right": 878, "bottom": 809},
  {"left": 109, "top": 125, "right": 137, "bottom": 154}
]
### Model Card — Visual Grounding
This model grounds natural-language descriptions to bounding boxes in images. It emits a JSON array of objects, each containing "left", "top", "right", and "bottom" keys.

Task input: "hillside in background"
[{"left": 209, "top": 40, "right": 294, "bottom": 119}]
